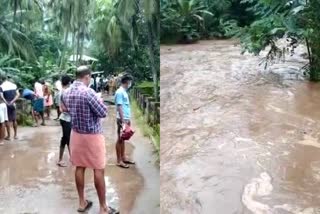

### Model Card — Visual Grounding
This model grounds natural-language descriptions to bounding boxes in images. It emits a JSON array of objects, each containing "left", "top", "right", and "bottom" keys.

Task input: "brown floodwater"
[
  {"left": 160, "top": 40, "right": 320, "bottom": 214},
  {"left": 0, "top": 106, "right": 159, "bottom": 214}
]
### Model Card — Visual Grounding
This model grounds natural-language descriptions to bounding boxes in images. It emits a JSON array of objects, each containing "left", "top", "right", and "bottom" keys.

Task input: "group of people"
[
  {"left": 90, "top": 74, "right": 118, "bottom": 95},
  {"left": 31, "top": 80, "right": 55, "bottom": 126},
  {"left": 107, "top": 75, "right": 118, "bottom": 95},
  {"left": 0, "top": 66, "right": 134, "bottom": 213}
]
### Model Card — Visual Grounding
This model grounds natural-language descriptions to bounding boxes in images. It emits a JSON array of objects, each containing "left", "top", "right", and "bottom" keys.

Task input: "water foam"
[{"left": 242, "top": 172, "right": 273, "bottom": 214}]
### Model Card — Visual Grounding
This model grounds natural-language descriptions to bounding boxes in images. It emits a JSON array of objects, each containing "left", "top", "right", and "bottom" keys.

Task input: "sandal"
[
  {"left": 77, "top": 200, "right": 93, "bottom": 212},
  {"left": 57, "top": 161, "right": 67, "bottom": 167},
  {"left": 108, "top": 206, "right": 119, "bottom": 214},
  {"left": 116, "top": 163, "right": 129, "bottom": 169},
  {"left": 123, "top": 160, "right": 135, "bottom": 165}
]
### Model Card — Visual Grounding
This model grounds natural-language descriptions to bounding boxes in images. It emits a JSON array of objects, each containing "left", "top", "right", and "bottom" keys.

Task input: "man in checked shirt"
[{"left": 62, "top": 66, "right": 118, "bottom": 214}]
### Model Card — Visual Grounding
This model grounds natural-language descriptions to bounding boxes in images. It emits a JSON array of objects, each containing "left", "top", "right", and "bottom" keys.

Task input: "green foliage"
[
  {"left": 17, "top": 112, "right": 34, "bottom": 126},
  {"left": 160, "top": 0, "right": 255, "bottom": 43},
  {"left": 135, "top": 81, "right": 160, "bottom": 97},
  {"left": 161, "top": 0, "right": 212, "bottom": 43},
  {"left": 91, "top": 0, "right": 160, "bottom": 87},
  {"left": 131, "top": 97, "right": 160, "bottom": 154},
  {"left": 0, "top": 0, "right": 157, "bottom": 94},
  {"left": 231, "top": 0, "right": 320, "bottom": 81}
]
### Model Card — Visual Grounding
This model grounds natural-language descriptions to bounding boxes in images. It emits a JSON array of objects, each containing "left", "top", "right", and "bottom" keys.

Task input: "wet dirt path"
[
  {"left": 0, "top": 105, "right": 159, "bottom": 214},
  {"left": 161, "top": 40, "right": 320, "bottom": 214}
]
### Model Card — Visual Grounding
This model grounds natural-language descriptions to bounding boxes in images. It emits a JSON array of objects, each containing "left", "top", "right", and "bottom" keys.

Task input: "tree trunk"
[
  {"left": 146, "top": 20, "right": 158, "bottom": 101},
  {"left": 308, "top": 0, "right": 320, "bottom": 81},
  {"left": 309, "top": 46, "right": 320, "bottom": 81},
  {"left": 72, "top": 32, "right": 76, "bottom": 62},
  {"left": 59, "top": 28, "right": 69, "bottom": 70},
  {"left": 79, "top": 31, "right": 84, "bottom": 62},
  {"left": 76, "top": 31, "right": 80, "bottom": 66}
]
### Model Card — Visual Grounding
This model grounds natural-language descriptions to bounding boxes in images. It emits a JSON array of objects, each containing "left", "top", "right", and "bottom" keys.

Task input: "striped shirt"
[{"left": 63, "top": 81, "right": 107, "bottom": 134}]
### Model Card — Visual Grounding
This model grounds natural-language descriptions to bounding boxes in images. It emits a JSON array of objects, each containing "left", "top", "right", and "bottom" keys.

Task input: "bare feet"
[{"left": 99, "top": 207, "right": 108, "bottom": 214}]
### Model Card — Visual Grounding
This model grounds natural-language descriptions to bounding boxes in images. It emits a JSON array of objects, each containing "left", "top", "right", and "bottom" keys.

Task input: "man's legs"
[
  {"left": 5, "top": 121, "right": 11, "bottom": 140},
  {"left": 116, "top": 138, "right": 124, "bottom": 163},
  {"left": 116, "top": 120, "right": 129, "bottom": 168},
  {"left": 32, "top": 110, "right": 37, "bottom": 125},
  {"left": 0, "top": 107, "right": 5, "bottom": 143},
  {"left": 121, "top": 121, "right": 134, "bottom": 164},
  {"left": 13, "top": 120, "right": 17, "bottom": 139},
  {"left": 94, "top": 169, "right": 108, "bottom": 213},
  {"left": 46, "top": 106, "right": 51, "bottom": 118},
  {"left": 75, "top": 167, "right": 88, "bottom": 209},
  {"left": 40, "top": 111, "right": 45, "bottom": 125},
  {"left": 59, "top": 120, "right": 67, "bottom": 162},
  {"left": 0, "top": 123, "right": 4, "bottom": 145},
  {"left": 55, "top": 106, "right": 61, "bottom": 120},
  {"left": 120, "top": 140, "right": 126, "bottom": 162},
  {"left": 58, "top": 120, "right": 71, "bottom": 166}
]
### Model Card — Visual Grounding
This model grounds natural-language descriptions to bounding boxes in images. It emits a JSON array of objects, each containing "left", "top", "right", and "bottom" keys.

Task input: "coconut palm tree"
[
  {"left": 0, "top": 4, "right": 36, "bottom": 60},
  {"left": 116, "top": 0, "right": 160, "bottom": 101},
  {"left": 47, "top": 0, "right": 91, "bottom": 67}
]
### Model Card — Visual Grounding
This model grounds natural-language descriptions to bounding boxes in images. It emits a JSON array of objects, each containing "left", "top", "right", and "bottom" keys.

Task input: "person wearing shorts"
[
  {"left": 32, "top": 97, "right": 45, "bottom": 127},
  {"left": 115, "top": 74, "right": 134, "bottom": 169},
  {"left": 0, "top": 77, "right": 19, "bottom": 140}
]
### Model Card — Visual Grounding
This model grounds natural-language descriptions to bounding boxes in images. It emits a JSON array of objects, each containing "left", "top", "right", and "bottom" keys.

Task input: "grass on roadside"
[{"left": 131, "top": 98, "right": 160, "bottom": 159}]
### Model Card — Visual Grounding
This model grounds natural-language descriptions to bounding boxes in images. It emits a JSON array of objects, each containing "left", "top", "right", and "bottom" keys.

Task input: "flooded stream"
[{"left": 160, "top": 40, "right": 320, "bottom": 214}]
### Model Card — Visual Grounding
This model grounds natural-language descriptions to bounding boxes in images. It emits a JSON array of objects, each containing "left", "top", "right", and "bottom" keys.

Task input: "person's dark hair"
[
  {"left": 121, "top": 75, "right": 133, "bottom": 84},
  {"left": 39, "top": 79, "right": 45, "bottom": 85},
  {"left": 76, "top": 66, "right": 91, "bottom": 79},
  {"left": 18, "top": 88, "right": 23, "bottom": 95},
  {"left": 61, "top": 74, "right": 72, "bottom": 86}
]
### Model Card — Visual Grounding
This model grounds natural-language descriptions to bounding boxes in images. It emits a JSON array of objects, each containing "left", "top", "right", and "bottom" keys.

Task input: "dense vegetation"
[
  {"left": 0, "top": 0, "right": 159, "bottom": 95},
  {"left": 161, "top": 0, "right": 320, "bottom": 81},
  {"left": 160, "top": 0, "right": 255, "bottom": 43},
  {"left": 229, "top": 0, "right": 320, "bottom": 81}
]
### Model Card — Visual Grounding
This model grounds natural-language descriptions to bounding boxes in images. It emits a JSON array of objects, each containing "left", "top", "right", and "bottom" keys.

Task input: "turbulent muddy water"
[{"left": 160, "top": 40, "right": 320, "bottom": 214}]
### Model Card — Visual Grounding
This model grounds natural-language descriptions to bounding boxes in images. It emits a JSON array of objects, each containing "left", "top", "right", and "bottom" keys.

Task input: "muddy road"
[
  {"left": 0, "top": 106, "right": 159, "bottom": 214},
  {"left": 160, "top": 40, "right": 320, "bottom": 214}
]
